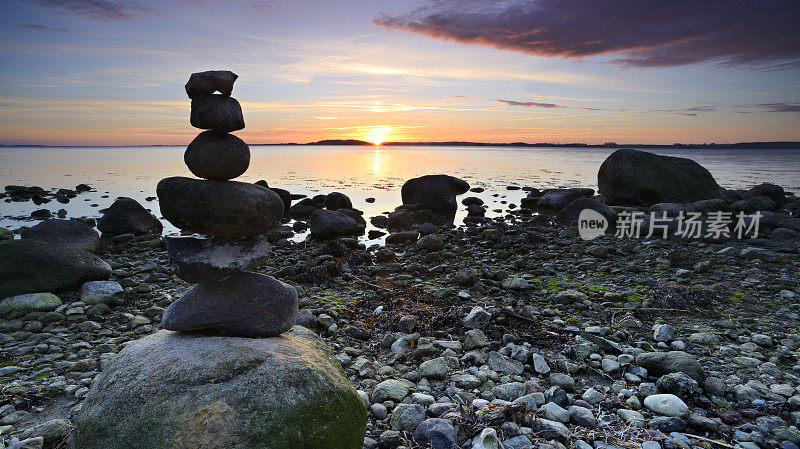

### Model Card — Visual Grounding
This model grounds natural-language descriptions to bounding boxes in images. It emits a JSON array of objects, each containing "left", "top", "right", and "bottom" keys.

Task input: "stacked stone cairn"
[
  {"left": 157, "top": 70, "right": 297, "bottom": 336},
  {"left": 69, "top": 72, "right": 367, "bottom": 449}
]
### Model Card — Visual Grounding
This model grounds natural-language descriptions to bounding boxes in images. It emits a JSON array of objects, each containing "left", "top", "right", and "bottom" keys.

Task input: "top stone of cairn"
[{"left": 185, "top": 70, "right": 238, "bottom": 98}]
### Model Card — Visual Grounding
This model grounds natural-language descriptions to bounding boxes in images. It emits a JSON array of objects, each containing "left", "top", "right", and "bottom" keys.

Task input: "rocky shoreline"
[{"left": 1, "top": 151, "right": 800, "bottom": 449}]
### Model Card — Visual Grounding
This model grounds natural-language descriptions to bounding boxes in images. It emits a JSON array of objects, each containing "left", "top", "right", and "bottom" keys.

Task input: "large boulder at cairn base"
[
  {"left": 184, "top": 131, "right": 250, "bottom": 180},
  {"left": 157, "top": 177, "right": 284, "bottom": 238},
  {"left": 309, "top": 209, "right": 361, "bottom": 239},
  {"left": 185, "top": 70, "right": 238, "bottom": 98},
  {"left": 598, "top": 149, "right": 721, "bottom": 206},
  {"left": 190, "top": 94, "right": 245, "bottom": 133},
  {"left": 161, "top": 271, "right": 298, "bottom": 337},
  {"left": 97, "top": 197, "right": 163, "bottom": 236},
  {"left": 69, "top": 327, "right": 367, "bottom": 449},
  {"left": 0, "top": 240, "right": 111, "bottom": 298},
  {"left": 19, "top": 219, "right": 99, "bottom": 252},
  {"left": 401, "top": 175, "right": 470, "bottom": 214}
]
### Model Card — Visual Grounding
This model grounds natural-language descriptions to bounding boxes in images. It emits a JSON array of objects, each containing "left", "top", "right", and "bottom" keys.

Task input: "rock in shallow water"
[
  {"left": 309, "top": 209, "right": 361, "bottom": 240},
  {"left": 184, "top": 131, "right": 250, "bottom": 180},
  {"left": 161, "top": 271, "right": 298, "bottom": 337},
  {"left": 190, "top": 94, "right": 244, "bottom": 133},
  {"left": 69, "top": 326, "right": 366, "bottom": 449},
  {"left": 157, "top": 177, "right": 283, "bottom": 238},
  {"left": 165, "top": 234, "right": 270, "bottom": 282},
  {"left": 97, "top": 197, "right": 162, "bottom": 236},
  {"left": 0, "top": 239, "right": 111, "bottom": 299},
  {"left": 401, "top": 174, "right": 469, "bottom": 215}
]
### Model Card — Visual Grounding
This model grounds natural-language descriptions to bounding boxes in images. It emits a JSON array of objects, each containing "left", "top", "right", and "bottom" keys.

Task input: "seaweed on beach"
[{"left": 641, "top": 283, "right": 721, "bottom": 317}]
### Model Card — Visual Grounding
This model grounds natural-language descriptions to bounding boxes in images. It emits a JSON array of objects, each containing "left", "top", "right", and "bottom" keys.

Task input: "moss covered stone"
[{"left": 70, "top": 326, "right": 366, "bottom": 449}]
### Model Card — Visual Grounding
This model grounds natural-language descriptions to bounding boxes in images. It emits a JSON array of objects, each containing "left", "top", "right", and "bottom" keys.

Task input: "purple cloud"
[
  {"left": 16, "top": 23, "right": 69, "bottom": 32},
  {"left": 375, "top": 0, "right": 800, "bottom": 69},
  {"left": 27, "top": 0, "right": 154, "bottom": 21},
  {"left": 493, "top": 99, "right": 564, "bottom": 108},
  {"left": 753, "top": 102, "right": 800, "bottom": 113}
]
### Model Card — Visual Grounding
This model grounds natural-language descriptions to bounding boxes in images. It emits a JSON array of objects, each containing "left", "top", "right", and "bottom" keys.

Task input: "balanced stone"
[
  {"left": 165, "top": 234, "right": 270, "bottom": 282},
  {"left": 185, "top": 70, "right": 238, "bottom": 98},
  {"left": 157, "top": 177, "right": 283, "bottom": 238},
  {"left": 190, "top": 94, "right": 244, "bottom": 133},
  {"left": 97, "top": 197, "right": 163, "bottom": 236},
  {"left": 19, "top": 218, "right": 99, "bottom": 252},
  {"left": 184, "top": 131, "right": 250, "bottom": 180},
  {"left": 161, "top": 271, "right": 298, "bottom": 337},
  {"left": 0, "top": 239, "right": 111, "bottom": 298},
  {"left": 69, "top": 327, "right": 367, "bottom": 449}
]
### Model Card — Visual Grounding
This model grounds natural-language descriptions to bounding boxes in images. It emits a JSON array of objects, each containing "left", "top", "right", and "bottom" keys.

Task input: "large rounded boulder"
[
  {"left": 157, "top": 177, "right": 283, "bottom": 238},
  {"left": 401, "top": 175, "right": 470, "bottom": 215},
  {"left": 0, "top": 239, "right": 111, "bottom": 298},
  {"left": 97, "top": 197, "right": 163, "bottom": 236},
  {"left": 19, "top": 219, "right": 99, "bottom": 252},
  {"left": 598, "top": 149, "right": 721, "bottom": 206},
  {"left": 69, "top": 326, "right": 367, "bottom": 449},
  {"left": 161, "top": 271, "right": 298, "bottom": 337}
]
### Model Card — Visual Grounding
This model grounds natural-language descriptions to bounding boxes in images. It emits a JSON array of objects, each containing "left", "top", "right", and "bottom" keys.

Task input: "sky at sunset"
[{"left": 0, "top": 0, "right": 799, "bottom": 146}]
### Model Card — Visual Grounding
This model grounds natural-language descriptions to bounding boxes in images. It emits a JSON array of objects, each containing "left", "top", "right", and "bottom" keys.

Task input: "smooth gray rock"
[
  {"left": 401, "top": 174, "right": 469, "bottom": 215},
  {"left": 557, "top": 197, "right": 618, "bottom": 224},
  {"left": 636, "top": 351, "right": 705, "bottom": 382},
  {"left": 598, "top": 148, "right": 721, "bottom": 206},
  {"left": 412, "top": 418, "right": 457, "bottom": 449},
  {"left": 70, "top": 327, "right": 366, "bottom": 449},
  {"left": 309, "top": 209, "right": 361, "bottom": 240},
  {"left": 161, "top": 271, "right": 298, "bottom": 337},
  {"left": 19, "top": 219, "right": 99, "bottom": 252},
  {"left": 184, "top": 131, "right": 250, "bottom": 180},
  {"left": 185, "top": 70, "right": 238, "bottom": 98},
  {"left": 536, "top": 189, "right": 587, "bottom": 211},
  {"left": 157, "top": 177, "right": 283, "bottom": 238},
  {"left": 97, "top": 197, "right": 162, "bottom": 236},
  {"left": 190, "top": 94, "right": 245, "bottom": 133},
  {"left": 165, "top": 234, "right": 270, "bottom": 282},
  {"left": 0, "top": 239, "right": 111, "bottom": 298},
  {"left": 80, "top": 280, "right": 124, "bottom": 306},
  {"left": 389, "top": 403, "right": 425, "bottom": 431},
  {"left": 643, "top": 394, "right": 688, "bottom": 417}
]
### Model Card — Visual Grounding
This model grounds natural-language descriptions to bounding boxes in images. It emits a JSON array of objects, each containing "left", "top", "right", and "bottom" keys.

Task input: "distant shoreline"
[{"left": 2, "top": 140, "right": 799, "bottom": 149}]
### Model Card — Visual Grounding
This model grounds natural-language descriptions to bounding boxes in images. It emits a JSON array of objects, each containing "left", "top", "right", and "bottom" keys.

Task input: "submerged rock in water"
[
  {"left": 70, "top": 326, "right": 367, "bottom": 449},
  {"left": 401, "top": 174, "right": 470, "bottom": 215},
  {"left": 0, "top": 239, "right": 111, "bottom": 299},
  {"left": 190, "top": 94, "right": 245, "bottom": 133},
  {"left": 97, "top": 197, "right": 163, "bottom": 237},
  {"left": 161, "top": 271, "right": 298, "bottom": 337},
  {"left": 165, "top": 234, "right": 271, "bottom": 282},
  {"left": 185, "top": 70, "right": 238, "bottom": 98},
  {"left": 19, "top": 218, "right": 99, "bottom": 252},
  {"left": 157, "top": 177, "right": 283, "bottom": 238},
  {"left": 598, "top": 148, "right": 721, "bottom": 206},
  {"left": 184, "top": 131, "right": 250, "bottom": 181}
]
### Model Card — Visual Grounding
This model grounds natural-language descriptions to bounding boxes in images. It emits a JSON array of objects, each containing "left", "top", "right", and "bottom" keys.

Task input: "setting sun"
[{"left": 367, "top": 135, "right": 384, "bottom": 145}]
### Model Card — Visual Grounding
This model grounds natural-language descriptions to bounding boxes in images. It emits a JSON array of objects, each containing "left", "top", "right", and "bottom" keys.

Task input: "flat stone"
[
  {"left": 157, "top": 177, "right": 283, "bottom": 238},
  {"left": 0, "top": 292, "right": 60, "bottom": 317},
  {"left": 185, "top": 70, "right": 238, "bottom": 98},
  {"left": 184, "top": 131, "right": 250, "bottom": 180},
  {"left": 70, "top": 326, "right": 366, "bottom": 449},
  {"left": 80, "top": 281, "right": 124, "bottom": 306},
  {"left": 165, "top": 234, "right": 270, "bottom": 282},
  {"left": 636, "top": 351, "right": 705, "bottom": 382},
  {"left": 643, "top": 394, "right": 688, "bottom": 417},
  {"left": 161, "top": 271, "right": 298, "bottom": 337},
  {"left": 372, "top": 379, "right": 413, "bottom": 403}
]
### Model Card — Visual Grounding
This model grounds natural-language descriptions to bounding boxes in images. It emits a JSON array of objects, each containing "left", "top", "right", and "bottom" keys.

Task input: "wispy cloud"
[
  {"left": 25, "top": 0, "right": 155, "bottom": 21},
  {"left": 375, "top": 0, "right": 800, "bottom": 69},
  {"left": 752, "top": 102, "right": 800, "bottom": 113},
  {"left": 493, "top": 99, "right": 563, "bottom": 109},
  {"left": 16, "top": 23, "right": 69, "bottom": 32}
]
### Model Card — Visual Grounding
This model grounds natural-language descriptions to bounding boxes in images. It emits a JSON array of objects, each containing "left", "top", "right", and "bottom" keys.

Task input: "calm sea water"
[{"left": 2, "top": 145, "right": 799, "bottom": 239}]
